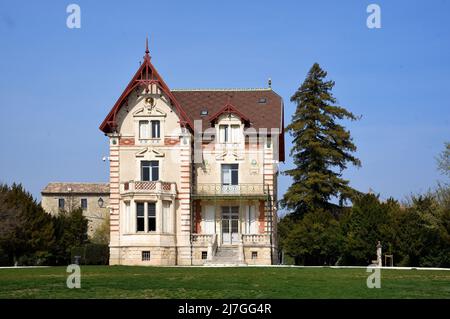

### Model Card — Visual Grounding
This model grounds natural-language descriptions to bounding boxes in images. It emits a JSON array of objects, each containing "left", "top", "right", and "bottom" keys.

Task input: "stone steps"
[{"left": 205, "top": 246, "right": 246, "bottom": 266}]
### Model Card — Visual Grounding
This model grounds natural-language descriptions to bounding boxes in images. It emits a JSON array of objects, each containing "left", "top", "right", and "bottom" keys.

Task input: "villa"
[{"left": 97, "top": 40, "right": 285, "bottom": 265}]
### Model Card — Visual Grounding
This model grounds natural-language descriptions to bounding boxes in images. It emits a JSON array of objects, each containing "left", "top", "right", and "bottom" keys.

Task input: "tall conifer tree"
[{"left": 282, "top": 63, "right": 361, "bottom": 217}]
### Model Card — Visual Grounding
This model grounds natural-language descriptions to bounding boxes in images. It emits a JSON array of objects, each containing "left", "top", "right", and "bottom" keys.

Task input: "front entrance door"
[{"left": 221, "top": 206, "right": 239, "bottom": 244}]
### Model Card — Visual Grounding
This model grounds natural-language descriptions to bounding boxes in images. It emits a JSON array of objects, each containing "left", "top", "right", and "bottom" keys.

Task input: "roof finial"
[
  {"left": 268, "top": 77, "right": 272, "bottom": 89},
  {"left": 145, "top": 36, "right": 149, "bottom": 55}
]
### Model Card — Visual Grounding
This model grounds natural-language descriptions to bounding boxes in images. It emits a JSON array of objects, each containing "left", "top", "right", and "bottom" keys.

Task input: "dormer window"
[
  {"left": 219, "top": 125, "right": 229, "bottom": 143},
  {"left": 219, "top": 124, "right": 240, "bottom": 143},
  {"left": 258, "top": 97, "right": 267, "bottom": 104}
]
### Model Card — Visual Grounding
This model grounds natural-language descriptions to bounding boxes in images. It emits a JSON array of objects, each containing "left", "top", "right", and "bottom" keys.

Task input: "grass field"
[{"left": 0, "top": 266, "right": 449, "bottom": 299}]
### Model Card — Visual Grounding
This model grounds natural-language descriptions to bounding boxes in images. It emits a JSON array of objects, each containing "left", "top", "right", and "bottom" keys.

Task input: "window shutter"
[
  {"left": 139, "top": 121, "right": 149, "bottom": 139},
  {"left": 231, "top": 125, "right": 240, "bottom": 143},
  {"left": 222, "top": 165, "right": 231, "bottom": 185},
  {"left": 219, "top": 125, "right": 226, "bottom": 143}
]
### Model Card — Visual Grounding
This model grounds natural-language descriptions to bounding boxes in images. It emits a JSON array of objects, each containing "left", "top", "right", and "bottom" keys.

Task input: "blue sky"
[{"left": 0, "top": 0, "right": 448, "bottom": 205}]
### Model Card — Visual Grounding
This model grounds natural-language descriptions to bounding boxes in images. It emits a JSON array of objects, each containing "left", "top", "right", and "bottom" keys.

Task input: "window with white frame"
[
  {"left": 141, "top": 161, "right": 159, "bottom": 181},
  {"left": 151, "top": 120, "right": 160, "bottom": 138},
  {"left": 139, "top": 120, "right": 150, "bottom": 139},
  {"left": 219, "top": 124, "right": 241, "bottom": 143},
  {"left": 221, "top": 164, "right": 239, "bottom": 186},
  {"left": 148, "top": 202, "right": 156, "bottom": 232},
  {"left": 139, "top": 120, "right": 161, "bottom": 139},
  {"left": 136, "top": 202, "right": 145, "bottom": 232},
  {"left": 136, "top": 202, "right": 157, "bottom": 233},
  {"left": 230, "top": 125, "right": 240, "bottom": 142},
  {"left": 219, "top": 125, "right": 229, "bottom": 143}
]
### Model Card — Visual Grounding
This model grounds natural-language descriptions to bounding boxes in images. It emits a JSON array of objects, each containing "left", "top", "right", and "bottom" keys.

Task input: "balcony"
[
  {"left": 192, "top": 183, "right": 267, "bottom": 199},
  {"left": 120, "top": 180, "right": 176, "bottom": 196}
]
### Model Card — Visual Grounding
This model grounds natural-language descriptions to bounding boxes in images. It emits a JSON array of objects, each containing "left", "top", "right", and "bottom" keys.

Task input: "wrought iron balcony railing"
[{"left": 192, "top": 183, "right": 267, "bottom": 197}]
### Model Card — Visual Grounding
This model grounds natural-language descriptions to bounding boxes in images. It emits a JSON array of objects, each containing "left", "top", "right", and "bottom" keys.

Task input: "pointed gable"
[
  {"left": 99, "top": 39, "right": 193, "bottom": 133},
  {"left": 208, "top": 99, "right": 250, "bottom": 125}
]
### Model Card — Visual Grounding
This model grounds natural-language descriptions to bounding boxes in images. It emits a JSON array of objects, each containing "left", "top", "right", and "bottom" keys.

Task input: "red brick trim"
[
  {"left": 194, "top": 200, "right": 201, "bottom": 233},
  {"left": 164, "top": 138, "right": 179, "bottom": 146},
  {"left": 119, "top": 138, "right": 135, "bottom": 146},
  {"left": 258, "top": 200, "right": 265, "bottom": 234}
]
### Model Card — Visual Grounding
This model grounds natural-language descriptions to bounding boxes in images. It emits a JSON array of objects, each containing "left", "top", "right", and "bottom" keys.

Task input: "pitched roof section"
[
  {"left": 99, "top": 40, "right": 193, "bottom": 133},
  {"left": 172, "top": 89, "right": 282, "bottom": 131},
  {"left": 42, "top": 183, "right": 110, "bottom": 195},
  {"left": 172, "top": 89, "right": 285, "bottom": 161}
]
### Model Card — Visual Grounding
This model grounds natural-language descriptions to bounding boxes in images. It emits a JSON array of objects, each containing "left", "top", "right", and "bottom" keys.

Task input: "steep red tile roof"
[
  {"left": 173, "top": 89, "right": 285, "bottom": 161},
  {"left": 173, "top": 89, "right": 282, "bottom": 130},
  {"left": 99, "top": 48, "right": 193, "bottom": 134}
]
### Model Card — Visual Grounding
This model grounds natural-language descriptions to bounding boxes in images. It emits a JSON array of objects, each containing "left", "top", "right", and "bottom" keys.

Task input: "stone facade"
[
  {"left": 99, "top": 43, "right": 284, "bottom": 266},
  {"left": 41, "top": 183, "right": 109, "bottom": 238}
]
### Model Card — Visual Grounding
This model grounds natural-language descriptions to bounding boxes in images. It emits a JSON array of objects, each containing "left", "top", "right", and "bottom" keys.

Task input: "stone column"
[
  {"left": 176, "top": 130, "right": 192, "bottom": 265},
  {"left": 171, "top": 197, "right": 176, "bottom": 234},
  {"left": 144, "top": 202, "right": 148, "bottom": 232},
  {"left": 156, "top": 197, "right": 163, "bottom": 233},
  {"left": 108, "top": 133, "right": 121, "bottom": 265}
]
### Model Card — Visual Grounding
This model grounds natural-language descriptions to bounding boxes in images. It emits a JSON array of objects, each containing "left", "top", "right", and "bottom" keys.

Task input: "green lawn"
[{"left": 0, "top": 266, "right": 449, "bottom": 298}]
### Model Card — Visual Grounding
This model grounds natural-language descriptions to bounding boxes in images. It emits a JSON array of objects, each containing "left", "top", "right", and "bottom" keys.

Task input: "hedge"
[{"left": 70, "top": 243, "right": 109, "bottom": 265}]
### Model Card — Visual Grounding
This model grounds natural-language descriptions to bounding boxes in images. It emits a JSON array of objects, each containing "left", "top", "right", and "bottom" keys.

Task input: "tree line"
[
  {"left": 0, "top": 63, "right": 448, "bottom": 268},
  {"left": 0, "top": 183, "right": 96, "bottom": 266},
  {"left": 279, "top": 63, "right": 450, "bottom": 267}
]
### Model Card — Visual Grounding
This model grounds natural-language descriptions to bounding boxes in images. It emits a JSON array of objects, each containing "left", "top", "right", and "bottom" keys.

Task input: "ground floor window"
[
  {"left": 252, "top": 251, "right": 258, "bottom": 259},
  {"left": 136, "top": 203, "right": 145, "bottom": 232},
  {"left": 136, "top": 202, "right": 156, "bottom": 232},
  {"left": 201, "top": 251, "right": 208, "bottom": 260},
  {"left": 58, "top": 198, "right": 65, "bottom": 210},
  {"left": 142, "top": 251, "right": 151, "bottom": 261},
  {"left": 148, "top": 202, "right": 156, "bottom": 231}
]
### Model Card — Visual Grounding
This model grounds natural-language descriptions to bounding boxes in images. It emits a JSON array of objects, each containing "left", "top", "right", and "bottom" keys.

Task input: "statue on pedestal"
[{"left": 376, "top": 241, "right": 382, "bottom": 267}]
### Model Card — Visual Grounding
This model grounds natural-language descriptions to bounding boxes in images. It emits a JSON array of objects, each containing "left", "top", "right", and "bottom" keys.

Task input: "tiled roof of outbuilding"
[{"left": 41, "top": 183, "right": 109, "bottom": 194}]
